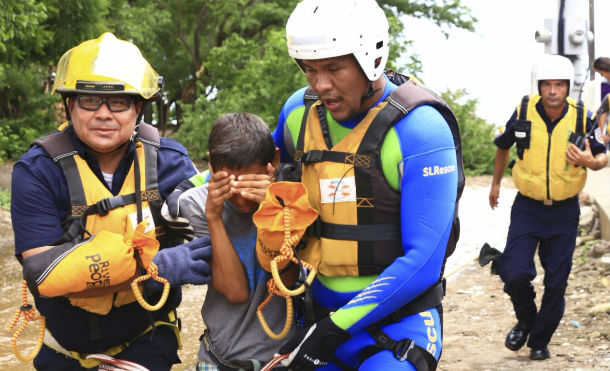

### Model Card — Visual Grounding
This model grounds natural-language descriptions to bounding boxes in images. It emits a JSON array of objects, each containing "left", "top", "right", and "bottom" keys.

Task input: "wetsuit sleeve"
[
  {"left": 331, "top": 106, "right": 458, "bottom": 332},
  {"left": 272, "top": 87, "right": 309, "bottom": 163}
]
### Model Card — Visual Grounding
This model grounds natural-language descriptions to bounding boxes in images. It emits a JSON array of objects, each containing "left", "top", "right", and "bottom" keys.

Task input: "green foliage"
[
  {"left": 0, "top": 64, "right": 59, "bottom": 161},
  {"left": 576, "top": 242, "right": 591, "bottom": 264},
  {"left": 442, "top": 89, "right": 497, "bottom": 176},
  {"left": 0, "top": 0, "right": 112, "bottom": 161},
  {"left": 0, "top": 188, "right": 9, "bottom": 210},
  {"left": 0, "top": 0, "right": 51, "bottom": 64},
  {"left": 0, "top": 0, "right": 477, "bottom": 162},
  {"left": 42, "top": 0, "right": 110, "bottom": 59},
  {"left": 176, "top": 29, "right": 307, "bottom": 159}
]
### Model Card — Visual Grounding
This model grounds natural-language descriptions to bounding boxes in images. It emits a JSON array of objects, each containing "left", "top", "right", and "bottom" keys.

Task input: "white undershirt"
[{"left": 102, "top": 171, "right": 113, "bottom": 189}]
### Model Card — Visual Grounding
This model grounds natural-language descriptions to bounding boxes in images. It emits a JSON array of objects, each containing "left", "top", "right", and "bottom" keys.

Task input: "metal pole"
[{"left": 589, "top": 0, "right": 595, "bottom": 80}]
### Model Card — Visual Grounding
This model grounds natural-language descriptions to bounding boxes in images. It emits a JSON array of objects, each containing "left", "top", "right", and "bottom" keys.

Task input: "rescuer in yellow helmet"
[{"left": 10, "top": 32, "right": 211, "bottom": 370}]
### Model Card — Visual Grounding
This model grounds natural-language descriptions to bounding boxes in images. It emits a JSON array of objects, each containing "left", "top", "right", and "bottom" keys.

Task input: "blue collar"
[{"left": 535, "top": 100, "right": 569, "bottom": 133}]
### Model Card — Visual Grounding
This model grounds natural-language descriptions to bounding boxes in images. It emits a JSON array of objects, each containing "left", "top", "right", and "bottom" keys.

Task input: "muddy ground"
[{"left": 0, "top": 171, "right": 608, "bottom": 371}]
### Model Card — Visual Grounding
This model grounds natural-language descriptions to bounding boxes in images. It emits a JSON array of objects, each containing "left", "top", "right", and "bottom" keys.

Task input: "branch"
[
  {"left": 193, "top": 2, "right": 209, "bottom": 69},
  {"left": 174, "top": 0, "right": 197, "bottom": 66}
]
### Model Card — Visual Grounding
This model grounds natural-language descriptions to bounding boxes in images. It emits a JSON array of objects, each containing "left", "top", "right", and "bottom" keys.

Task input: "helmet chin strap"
[
  {"left": 130, "top": 105, "right": 146, "bottom": 142},
  {"left": 61, "top": 95, "right": 72, "bottom": 122},
  {"left": 361, "top": 81, "right": 379, "bottom": 103}
]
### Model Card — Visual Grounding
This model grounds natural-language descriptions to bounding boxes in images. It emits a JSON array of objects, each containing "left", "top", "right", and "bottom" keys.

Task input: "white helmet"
[
  {"left": 286, "top": 0, "right": 389, "bottom": 81},
  {"left": 534, "top": 54, "right": 574, "bottom": 92}
]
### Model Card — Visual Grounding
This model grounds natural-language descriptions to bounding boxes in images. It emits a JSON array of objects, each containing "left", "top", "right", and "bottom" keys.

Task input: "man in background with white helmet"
[
  {"left": 271, "top": 0, "right": 462, "bottom": 369},
  {"left": 489, "top": 54, "right": 607, "bottom": 361},
  {"left": 11, "top": 33, "right": 212, "bottom": 370}
]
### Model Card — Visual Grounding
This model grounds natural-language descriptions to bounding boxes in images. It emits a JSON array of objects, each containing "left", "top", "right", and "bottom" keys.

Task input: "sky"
[{"left": 402, "top": 0, "right": 610, "bottom": 127}]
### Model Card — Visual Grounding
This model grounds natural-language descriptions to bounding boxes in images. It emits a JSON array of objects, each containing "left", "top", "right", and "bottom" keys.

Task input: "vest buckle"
[
  {"left": 302, "top": 150, "right": 324, "bottom": 164},
  {"left": 393, "top": 339, "right": 415, "bottom": 362},
  {"left": 95, "top": 198, "right": 112, "bottom": 216},
  {"left": 543, "top": 199, "right": 553, "bottom": 206}
]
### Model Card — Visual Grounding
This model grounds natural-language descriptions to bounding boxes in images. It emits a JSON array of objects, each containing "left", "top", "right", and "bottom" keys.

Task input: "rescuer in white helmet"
[
  {"left": 489, "top": 54, "right": 607, "bottom": 361},
  {"left": 268, "top": 0, "right": 465, "bottom": 369}
]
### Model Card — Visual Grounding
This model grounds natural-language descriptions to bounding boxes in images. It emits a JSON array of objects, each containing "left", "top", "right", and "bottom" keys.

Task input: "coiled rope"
[
  {"left": 131, "top": 262, "right": 170, "bottom": 311},
  {"left": 7, "top": 280, "right": 45, "bottom": 362}
]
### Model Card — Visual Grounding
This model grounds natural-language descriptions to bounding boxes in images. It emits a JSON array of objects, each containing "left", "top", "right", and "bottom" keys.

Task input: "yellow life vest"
[
  {"left": 292, "top": 81, "right": 463, "bottom": 277},
  {"left": 35, "top": 122, "right": 162, "bottom": 315},
  {"left": 298, "top": 99, "right": 402, "bottom": 277},
  {"left": 512, "top": 95, "right": 587, "bottom": 201}
]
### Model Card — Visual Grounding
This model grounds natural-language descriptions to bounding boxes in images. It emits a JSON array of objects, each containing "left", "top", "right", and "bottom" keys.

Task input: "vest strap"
[
  {"left": 316, "top": 104, "right": 334, "bottom": 149},
  {"left": 295, "top": 87, "right": 319, "bottom": 155},
  {"left": 575, "top": 101, "right": 584, "bottom": 134},
  {"left": 362, "top": 326, "right": 438, "bottom": 371},
  {"left": 385, "top": 279, "right": 445, "bottom": 323},
  {"left": 518, "top": 95, "right": 529, "bottom": 121},
  {"left": 301, "top": 149, "right": 376, "bottom": 168},
  {"left": 357, "top": 280, "right": 444, "bottom": 370},
  {"left": 43, "top": 310, "right": 180, "bottom": 369},
  {"left": 515, "top": 96, "right": 531, "bottom": 160},
  {"left": 308, "top": 218, "right": 400, "bottom": 242}
]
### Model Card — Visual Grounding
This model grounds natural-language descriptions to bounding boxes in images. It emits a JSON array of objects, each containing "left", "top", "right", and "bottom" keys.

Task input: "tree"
[
  {"left": 0, "top": 0, "right": 110, "bottom": 161},
  {"left": 0, "top": 0, "right": 477, "bottom": 161},
  {"left": 442, "top": 89, "right": 497, "bottom": 176},
  {"left": 104, "top": 0, "right": 476, "bottom": 159}
]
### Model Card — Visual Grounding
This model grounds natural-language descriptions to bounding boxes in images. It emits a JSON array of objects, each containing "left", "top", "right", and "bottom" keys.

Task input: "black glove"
[
  {"left": 160, "top": 178, "right": 198, "bottom": 241},
  {"left": 478, "top": 242, "right": 502, "bottom": 275},
  {"left": 160, "top": 203, "right": 195, "bottom": 242},
  {"left": 276, "top": 162, "right": 302, "bottom": 182},
  {"left": 280, "top": 316, "right": 351, "bottom": 370},
  {"left": 166, "top": 178, "right": 196, "bottom": 218},
  {"left": 150, "top": 236, "right": 212, "bottom": 288}
]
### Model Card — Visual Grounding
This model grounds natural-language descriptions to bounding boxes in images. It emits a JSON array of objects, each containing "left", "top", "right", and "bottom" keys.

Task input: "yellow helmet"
[{"left": 51, "top": 32, "right": 163, "bottom": 99}]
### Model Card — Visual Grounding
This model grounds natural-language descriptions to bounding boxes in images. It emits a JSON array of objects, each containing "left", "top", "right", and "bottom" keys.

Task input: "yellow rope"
[
  {"left": 256, "top": 279, "right": 294, "bottom": 339},
  {"left": 257, "top": 205, "right": 316, "bottom": 339},
  {"left": 7, "top": 281, "right": 45, "bottom": 362},
  {"left": 131, "top": 262, "right": 170, "bottom": 311}
]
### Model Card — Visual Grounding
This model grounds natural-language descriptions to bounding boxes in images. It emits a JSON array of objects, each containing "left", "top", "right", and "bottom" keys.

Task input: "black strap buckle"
[
  {"left": 95, "top": 198, "right": 112, "bottom": 216},
  {"left": 393, "top": 338, "right": 415, "bottom": 362},
  {"left": 302, "top": 150, "right": 324, "bottom": 164}
]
